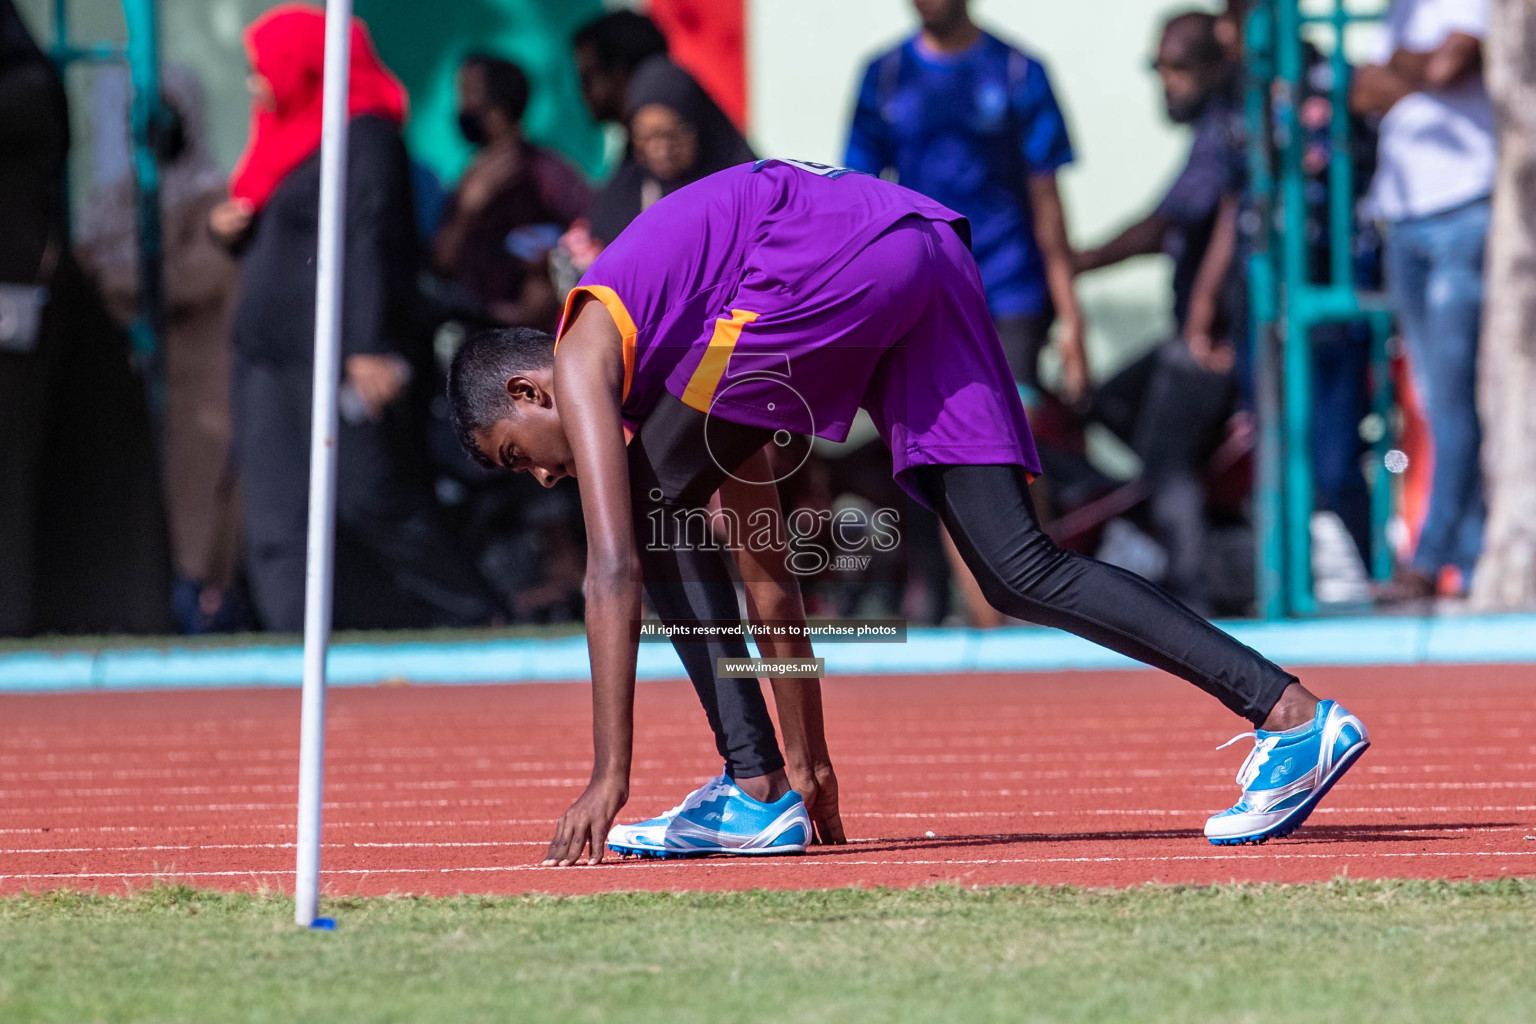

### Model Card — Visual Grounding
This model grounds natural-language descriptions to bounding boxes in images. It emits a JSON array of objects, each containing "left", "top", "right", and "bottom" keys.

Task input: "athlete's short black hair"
[
  {"left": 462, "top": 52, "right": 531, "bottom": 123},
  {"left": 447, "top": 326, "right": 556, "bottom": 468},
  {"left": 572, "top": 10, "right": 668, "bottom": 75}
]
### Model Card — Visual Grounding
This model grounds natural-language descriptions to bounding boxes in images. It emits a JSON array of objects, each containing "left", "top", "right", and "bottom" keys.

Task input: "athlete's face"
[{"left": 471, "top": 367, "right": 575, "bottom": 488}]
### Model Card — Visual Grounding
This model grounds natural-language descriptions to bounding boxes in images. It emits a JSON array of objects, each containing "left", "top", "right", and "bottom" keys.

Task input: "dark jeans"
[
  {"left": 1092, "top": 340, "right": 1238, "bottom": 606},
  {"left": 629, "top": 395, "right": 1296, "bottom": 780},
  {"left": 994, "top": 311, "right": 1054, "bottom": 401},
  {"left": 234, "top": 357, "right": 498, "bottom": 632}
]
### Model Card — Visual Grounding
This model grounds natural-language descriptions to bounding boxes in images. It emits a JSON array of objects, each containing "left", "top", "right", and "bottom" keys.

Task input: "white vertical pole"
[{"left": 295, "top": 0, "right": 353, "bottom": 930}]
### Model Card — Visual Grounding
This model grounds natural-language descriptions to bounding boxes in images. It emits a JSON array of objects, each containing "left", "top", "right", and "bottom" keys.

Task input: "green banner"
[{"left": 357, "top": 0, "right": 610, "bottom": 184}]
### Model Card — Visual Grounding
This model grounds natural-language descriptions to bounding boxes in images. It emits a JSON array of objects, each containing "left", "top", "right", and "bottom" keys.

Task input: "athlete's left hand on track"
[
  {"left": 789, "top": 759, "right": 847, "bottom": 846},
  {"left": 542, "top": 776, "right": 627, "bottom": 866}
]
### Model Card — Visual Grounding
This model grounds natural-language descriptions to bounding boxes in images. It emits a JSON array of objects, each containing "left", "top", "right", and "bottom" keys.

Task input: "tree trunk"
[{"left": 1472, "top": 0, "right": 1536, "bottom": 610}]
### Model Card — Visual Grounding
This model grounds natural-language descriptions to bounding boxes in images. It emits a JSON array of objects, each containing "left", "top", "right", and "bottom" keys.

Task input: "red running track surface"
[{"left": 1, "top": 667, "right": 1533, "bottom": 895}]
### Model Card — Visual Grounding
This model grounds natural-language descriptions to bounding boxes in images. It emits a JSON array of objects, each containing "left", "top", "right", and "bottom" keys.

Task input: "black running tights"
[{"left": 627, "top": 396, "right": 1297, "bottom": 780}]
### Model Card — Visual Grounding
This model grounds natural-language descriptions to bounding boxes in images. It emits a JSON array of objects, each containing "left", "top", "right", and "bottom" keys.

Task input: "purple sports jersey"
[{"left": 556, "top": 159, "right": 1040, "bottom": 501}]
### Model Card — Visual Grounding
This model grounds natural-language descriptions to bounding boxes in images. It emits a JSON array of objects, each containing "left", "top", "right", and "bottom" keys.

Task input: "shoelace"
[{"left": 1216, "top": 732, "right": 1280, "bottom": 788}]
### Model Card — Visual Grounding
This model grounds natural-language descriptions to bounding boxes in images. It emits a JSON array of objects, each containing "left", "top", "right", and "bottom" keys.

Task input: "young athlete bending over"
[{"left": 448, "top": 159, "right": 1370, "bottom": 864}]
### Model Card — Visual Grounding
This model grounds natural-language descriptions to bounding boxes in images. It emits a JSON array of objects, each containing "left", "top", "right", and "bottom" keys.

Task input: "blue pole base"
[{"left": 307, "top": 917, "right": 337, "bottom": 931}]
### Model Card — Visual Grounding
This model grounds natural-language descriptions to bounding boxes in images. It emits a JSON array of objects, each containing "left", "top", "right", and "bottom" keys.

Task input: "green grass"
[{"left": 2, "top": 880, "right": 1534, "bottom": 1023}]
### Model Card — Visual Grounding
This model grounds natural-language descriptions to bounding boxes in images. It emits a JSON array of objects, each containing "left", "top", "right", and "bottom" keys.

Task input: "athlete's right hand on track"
[
  {"left": 542, "top": 776, "right": 627, "bottom": 866},
  {"left": 790, "top": 758, "right": 848, "bottom": 846}
]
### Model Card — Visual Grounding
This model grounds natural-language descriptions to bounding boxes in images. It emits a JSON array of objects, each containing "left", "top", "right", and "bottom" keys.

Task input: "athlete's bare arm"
[
  {"left": 541, "top": 297, "right": 847, "bottom": 864},
  {"left": 542, "top": 295, "right": 636, "bottom": 866}
]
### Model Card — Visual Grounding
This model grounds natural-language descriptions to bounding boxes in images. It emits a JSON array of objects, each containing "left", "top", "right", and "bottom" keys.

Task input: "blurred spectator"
[
  {"left": 410, "top": 161, "right": 449, "bottom": 252},
  {"left": 432, "top": 53, "right": 590, "bottom": 331},
  {"left": 574, "top": 10, "right": 752, "bottom": 247},
  {"left": 212, "top": 4, "right": 498, "bottom": 632},
  {"left": 573, "top": 10, "right": 669, "bottom": 126},
  {"left": 1075, "top": 11, "right": 1244, "bottom": 611},
  {"left": 1353, "top": 0, "right": 1492, "bottom": 600},
  {"left": 0, "top": 0, "right": 173, "bottom": 636},
  {"left": 1294, "top": 43, "right": 1383, "bottom": 588},
  {"left": 845, "top": 0, "right": 1086, "bottom": 406},
  {"left": 1215, "top": 3, "right": 1380, "bottom": 591},
  {"left": 570, "top": 10, "right": 668, "bottom": 250},
  {"left": 426, "top": 56, "right": 593, "bottom": 627},
  {"left": 649, "top": 0, "right": 748, "bottom": 128},
  {"left": 622, "top": 58, "right": 756, "bottom": 214},
  {"left": 842, "top": 0, "right": 1085, "bottom": 627},
  {"left": 78, "top": 65, "right": 250, "bottom": 633}
]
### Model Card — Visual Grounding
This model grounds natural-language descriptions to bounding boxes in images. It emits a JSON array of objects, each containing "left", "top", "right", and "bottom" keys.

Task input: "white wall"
[{"left": 748, "top": 0, "right": 1218, "bottom": 369}]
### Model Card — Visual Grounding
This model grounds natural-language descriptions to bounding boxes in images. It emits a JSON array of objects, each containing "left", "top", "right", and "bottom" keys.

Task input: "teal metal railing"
[{"left": 1245, "top": 0, "right": 1396, "bottom": 618}]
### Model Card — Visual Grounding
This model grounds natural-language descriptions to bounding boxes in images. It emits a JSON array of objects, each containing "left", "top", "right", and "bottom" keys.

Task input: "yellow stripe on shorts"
[{"left": 681, "top": 309, "right": 759, "bottom": 413}]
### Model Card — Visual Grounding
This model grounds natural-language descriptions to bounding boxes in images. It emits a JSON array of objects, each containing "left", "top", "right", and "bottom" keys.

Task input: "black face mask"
[{"left": 458, "top": 110, "right": 488, "bottom": 147}]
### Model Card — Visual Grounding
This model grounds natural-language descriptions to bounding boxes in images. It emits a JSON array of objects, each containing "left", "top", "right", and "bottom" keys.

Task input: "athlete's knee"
[
  {"left": 966, "top": 523, "right": 1073, "bottom": 610},
  {"left": 972, "top": 564, "right": 1026, "bottom": 613}
]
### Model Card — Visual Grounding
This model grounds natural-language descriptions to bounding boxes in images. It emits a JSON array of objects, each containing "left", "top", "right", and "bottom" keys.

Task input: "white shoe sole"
[{"left": 1206, "top": 737, "right": 1370, "bottom": 845}]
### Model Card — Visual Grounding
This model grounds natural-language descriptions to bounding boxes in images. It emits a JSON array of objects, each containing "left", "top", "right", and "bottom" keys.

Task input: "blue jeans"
[{"left": 1384, "top": 198, "right": 1489, "bottom": 579}]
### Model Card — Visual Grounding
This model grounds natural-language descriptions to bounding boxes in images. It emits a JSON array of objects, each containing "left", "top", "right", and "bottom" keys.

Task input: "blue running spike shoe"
[
  {"left": 1205, "top": 699, "right": 1370, "bottom": 846},
  {"left": 661, "top": 774, "right": 810, "bottom": 856},
  {"left": 606, "top": 775, "right": 725, "bottom": 859}
]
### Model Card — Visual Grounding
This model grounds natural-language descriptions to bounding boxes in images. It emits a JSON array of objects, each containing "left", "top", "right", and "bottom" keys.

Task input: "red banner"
[{"left": 649, "top": 0, "right": 748, "bottom": 130}]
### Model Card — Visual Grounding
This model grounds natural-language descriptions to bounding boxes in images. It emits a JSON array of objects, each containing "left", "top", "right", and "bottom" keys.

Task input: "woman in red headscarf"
[{"left": 213, "top": 4, "right": 499, "bottom": 632}]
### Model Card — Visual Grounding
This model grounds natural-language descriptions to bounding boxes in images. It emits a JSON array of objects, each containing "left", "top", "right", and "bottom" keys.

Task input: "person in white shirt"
[{"left": 1352, "top": 0, "right": 1492, "bottom": 601}]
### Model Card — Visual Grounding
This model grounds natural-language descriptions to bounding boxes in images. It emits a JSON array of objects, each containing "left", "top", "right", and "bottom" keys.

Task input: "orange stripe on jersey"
[
  {"left": 681, "top": 309, "right": 758, "bottom": 413},
  {"left": 556, "top": 285, "right": 639, "bottom": 401}
]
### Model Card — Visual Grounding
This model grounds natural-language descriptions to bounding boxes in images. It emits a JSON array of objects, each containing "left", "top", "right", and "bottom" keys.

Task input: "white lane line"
[
  {"left": 5, "top": 744, "right": 1529, "bottom": 774},
  {"left": 0, "top": 778, "right": 592, "bottom": 799},
  {"left": 441, "top": 848, "right": 1536, "bottom": 871},
  {"left": 9, "top": 759, "right": 1534, "bottom": 784},
  {"left": 8, "top": 769, "right": 1533, "bottom": 802},
  {"left": 0, "top": 841, "right": 548, "bottom": 855},
  {"left": 4, "top": 847, "right": 1536, "bottom": 883},
  {"left": 850, "top": 804, "right": 1536, "bottom": 819},
  {"left": 0, "top": 799, "right": 547, "bottom": 815},
  {"left": 3, "top": 804, "right": 1534, "bottom": 833},
  {"left": 4, "top": 826, "right": 1522, "bottom": 858},
  {"left": 0, "top": 820, "right": 548, "bottom": 834},
  {"left": 0, "top": 785, "right": 1337, "bottom": 812}
]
